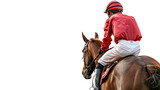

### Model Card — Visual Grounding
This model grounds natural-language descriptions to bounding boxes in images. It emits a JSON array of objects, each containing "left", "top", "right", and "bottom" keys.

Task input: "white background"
[{"left": 0, "top": 0, "right": 160, "bottom": 90}]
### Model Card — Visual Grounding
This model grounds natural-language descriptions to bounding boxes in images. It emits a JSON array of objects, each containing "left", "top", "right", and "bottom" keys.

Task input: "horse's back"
[
  {"left": 119, "top": 55, "right": 159, "bottom": 66},
  {"left": 105, "top": 55, "right": 160, "bottom": 90},
  {"left": 116, "top": 55, "right": 159, "bottom": 74}
]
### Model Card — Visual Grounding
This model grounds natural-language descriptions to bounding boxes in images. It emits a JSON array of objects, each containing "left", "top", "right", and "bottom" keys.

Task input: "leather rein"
[{"left": 82, "top": 40, "right": 112, "bottom": 69}]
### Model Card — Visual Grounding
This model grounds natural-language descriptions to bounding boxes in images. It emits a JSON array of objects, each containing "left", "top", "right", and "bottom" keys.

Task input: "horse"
[{"left": 81, "top": 32, "right": 160, "bottom": 90}]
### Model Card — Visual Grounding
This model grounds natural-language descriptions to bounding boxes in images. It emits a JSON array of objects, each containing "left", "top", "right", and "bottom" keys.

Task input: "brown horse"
[{"left": 82, "top": 32, "right": 160, "bottom": 90}]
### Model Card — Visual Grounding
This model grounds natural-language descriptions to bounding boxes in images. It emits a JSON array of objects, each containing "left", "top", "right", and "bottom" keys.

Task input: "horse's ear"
[
  {"left": 95, "top": 32, "right": 99, "bottom": 39},
  {"left": 82, "top": 32, "right": 88, "bottom": 43}
]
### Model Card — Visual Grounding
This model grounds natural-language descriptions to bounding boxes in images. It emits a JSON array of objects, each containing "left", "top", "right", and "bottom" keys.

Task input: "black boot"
[{"left": 94, "top": 63, "right": 104, "bottom": 90}]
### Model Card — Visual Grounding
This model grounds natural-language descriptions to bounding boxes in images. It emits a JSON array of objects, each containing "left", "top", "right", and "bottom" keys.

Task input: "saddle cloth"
[{"left": 100, "top": 61, "right": 118, "bottom": 85}]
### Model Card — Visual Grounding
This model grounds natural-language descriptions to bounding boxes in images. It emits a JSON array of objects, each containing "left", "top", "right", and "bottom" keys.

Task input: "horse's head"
[{"left": 81, "top": 32, "right": 102, "bottom": 79}]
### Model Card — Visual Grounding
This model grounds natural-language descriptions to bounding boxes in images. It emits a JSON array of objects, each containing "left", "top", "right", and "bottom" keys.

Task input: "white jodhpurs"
[{"left": 98, "top": 40, "right": 140, "bottom": 66}]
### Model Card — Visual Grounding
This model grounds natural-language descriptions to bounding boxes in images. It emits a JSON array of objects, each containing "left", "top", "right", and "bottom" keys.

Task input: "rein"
[
  {"left": 85, "top": 53, "right": 101, "bottom": 69},
  {"left": 83, "top": 40, "right": 113, "bottom": 69},
  {"left": 86, "top": 48, "right": 113, "bottom": 69}
]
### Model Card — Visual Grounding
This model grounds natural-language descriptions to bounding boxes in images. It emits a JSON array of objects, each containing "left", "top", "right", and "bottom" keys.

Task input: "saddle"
[{"left": 100, "top": 55, "right": 133, "bottom": 85}]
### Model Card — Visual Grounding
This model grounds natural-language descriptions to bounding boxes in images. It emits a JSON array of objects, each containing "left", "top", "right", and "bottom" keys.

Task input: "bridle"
[
  {"left": 82, "top": 40, "right": 91, "bottom": 69},
  {"left": 82, "top": 40, "right": 100, "bottom": 69},
  {"left": 82, "top": 40, "right": 113, "bottom": 69}
]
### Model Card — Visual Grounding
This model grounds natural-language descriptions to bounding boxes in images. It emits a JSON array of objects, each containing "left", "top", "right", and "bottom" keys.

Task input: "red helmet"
[{"left": 104, "top": 1, "right": 123, "bottom": 13}]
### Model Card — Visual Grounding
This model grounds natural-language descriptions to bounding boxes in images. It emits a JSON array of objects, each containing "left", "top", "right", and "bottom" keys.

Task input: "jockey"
[{"left": 94, "top": 1, "right": 142, "bottom": 90}]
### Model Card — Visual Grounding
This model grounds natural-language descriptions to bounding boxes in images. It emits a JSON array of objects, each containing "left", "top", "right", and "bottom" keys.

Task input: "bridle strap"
[
  {"left": 86, "top": 47, "right": 113, "bottom": 69},
  {"left": 86, "top": 53, "right": 101, "bottom": 69},
  {"left": 83, "top": 40, "right": 90, "bottom": 68},
  {"left": 83, "top": 40, "right": 113, "bottom": 69}
]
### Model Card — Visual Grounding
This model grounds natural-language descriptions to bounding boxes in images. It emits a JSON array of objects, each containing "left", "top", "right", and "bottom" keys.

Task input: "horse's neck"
[
  {"left": 89, "top": 39, "right": 102, "bottom": 65},
  {"left": 90, "top": 43, "right": 100, "bottom": 60}
]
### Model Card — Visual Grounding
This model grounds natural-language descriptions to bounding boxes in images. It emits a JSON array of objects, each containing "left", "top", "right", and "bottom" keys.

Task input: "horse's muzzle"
[{"left": 82, "top": 69, "right": 91, "bottom": 79}]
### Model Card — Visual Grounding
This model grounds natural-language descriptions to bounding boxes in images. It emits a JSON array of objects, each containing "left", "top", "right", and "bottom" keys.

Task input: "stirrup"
[
  {"left": 92, "top": 68, "right": 102, "bottom": 90},
  {"left": 89, "top": 75, "right": 99, "bottom": 90}
]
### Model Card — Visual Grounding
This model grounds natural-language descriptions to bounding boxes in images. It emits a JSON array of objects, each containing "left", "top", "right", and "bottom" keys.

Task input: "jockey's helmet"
[{"left": 104, "top": 1, "right": 123, "bottom": 13}]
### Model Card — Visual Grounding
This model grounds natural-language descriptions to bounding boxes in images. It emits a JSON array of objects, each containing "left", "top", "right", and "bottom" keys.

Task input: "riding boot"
[{"left": 94, "top": 63, "right": 104, "bottom": 90}]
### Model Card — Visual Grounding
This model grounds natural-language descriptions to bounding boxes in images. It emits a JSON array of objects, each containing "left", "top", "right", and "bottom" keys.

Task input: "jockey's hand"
[{"left": 99, "top": 49, "right": 104, "bottom": 55}]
